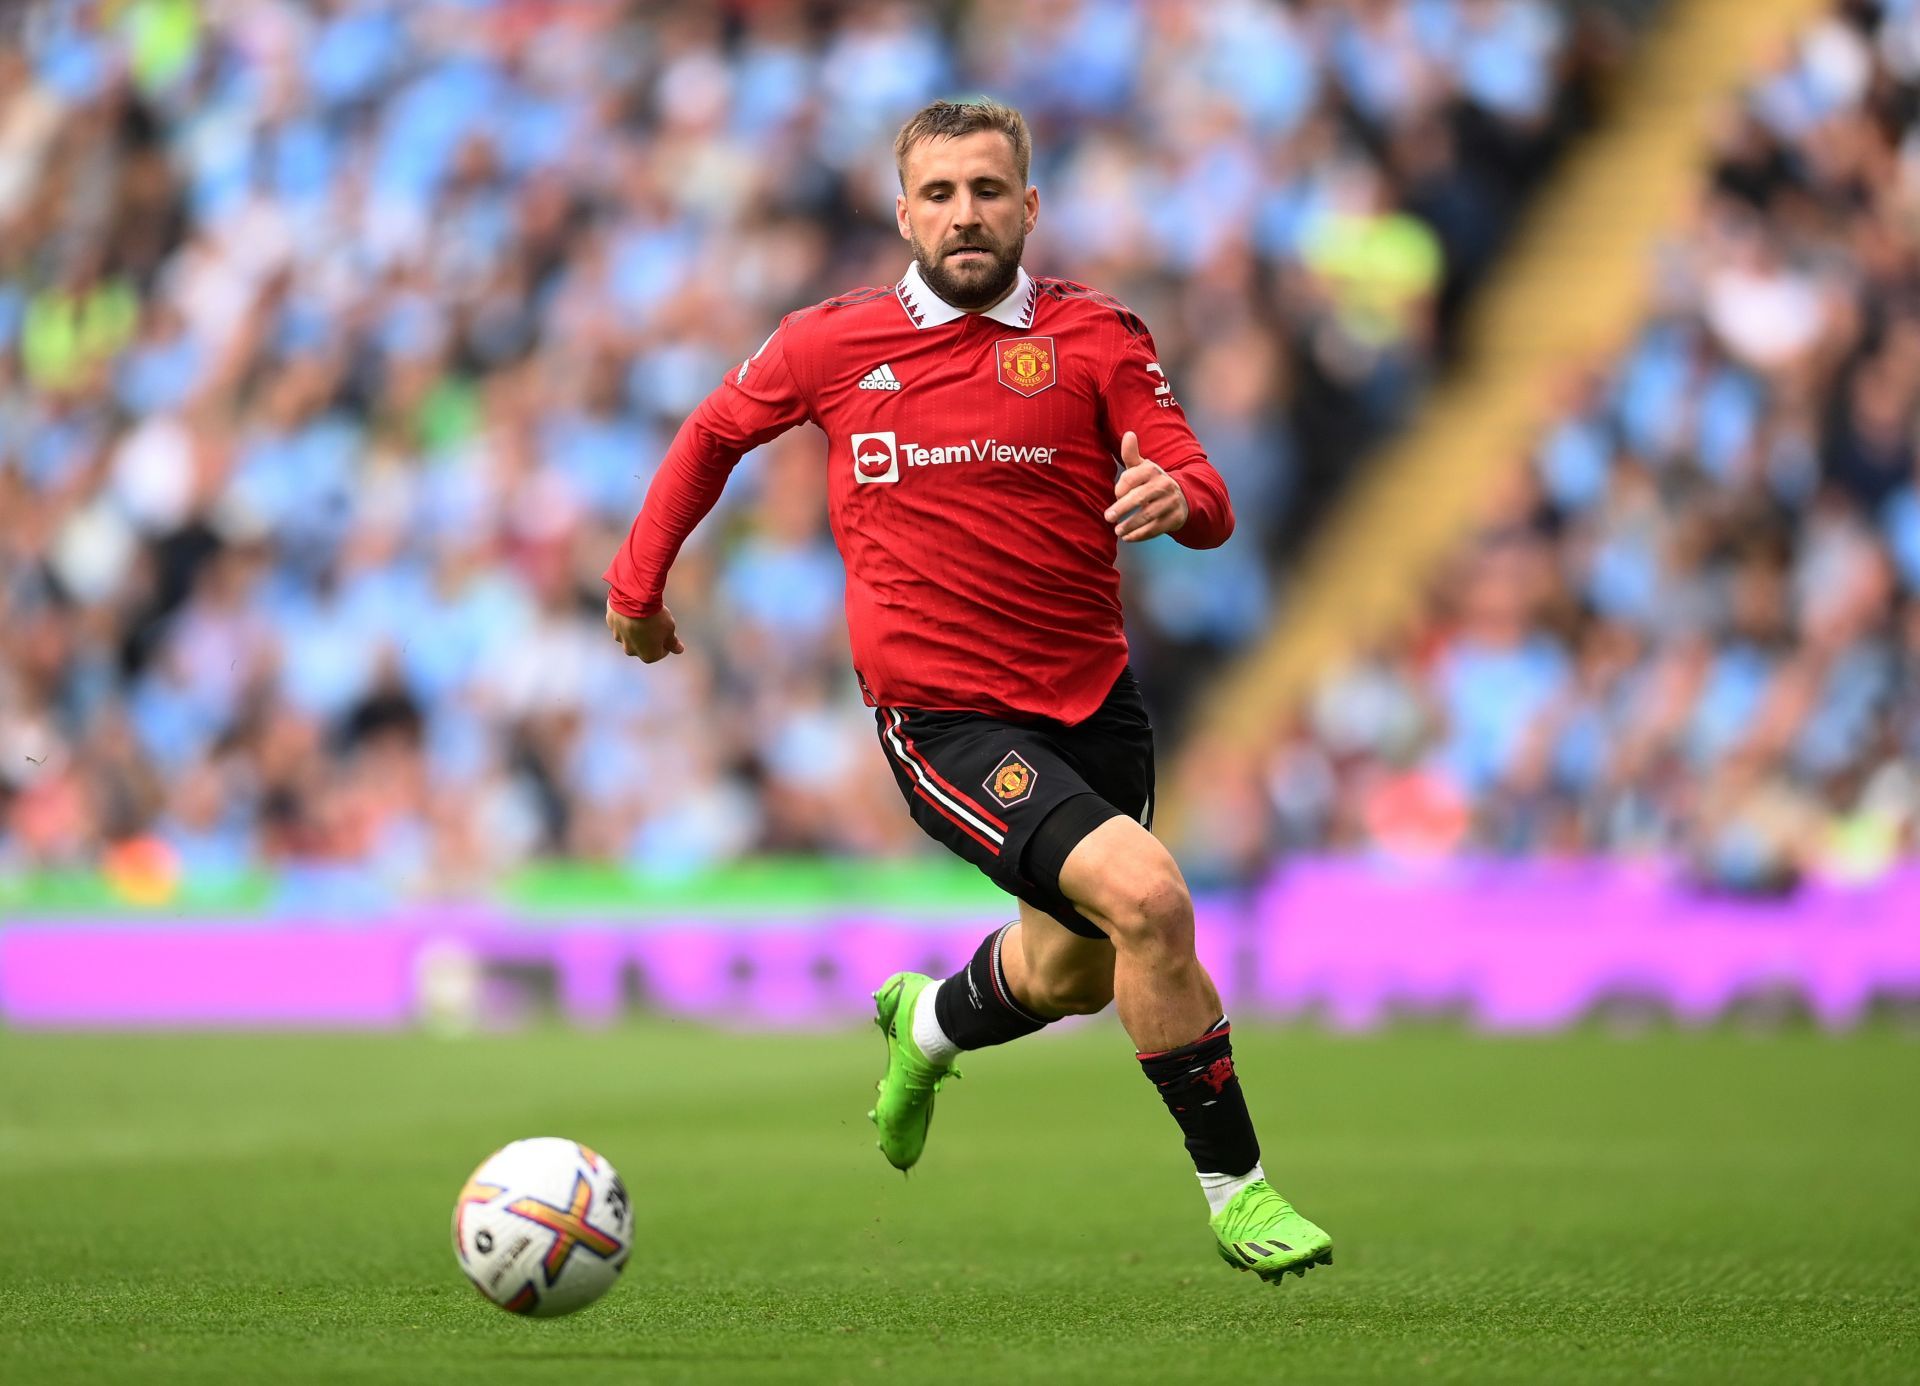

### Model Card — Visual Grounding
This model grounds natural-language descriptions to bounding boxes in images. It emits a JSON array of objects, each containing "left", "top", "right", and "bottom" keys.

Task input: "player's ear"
[
  {"left": 1023, "top": 185, "right": 1039, "bottom": 237},
  {"left": 896, "top": 192, "right": 911, "bottom": 241}
]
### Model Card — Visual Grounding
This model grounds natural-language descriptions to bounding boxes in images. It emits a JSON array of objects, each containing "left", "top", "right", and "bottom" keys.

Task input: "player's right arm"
[{"left": 603, "top": 315, "right": 814, "bottom": 662}]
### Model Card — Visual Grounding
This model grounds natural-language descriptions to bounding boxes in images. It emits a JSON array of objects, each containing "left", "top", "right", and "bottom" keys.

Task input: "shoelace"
[{"left": 1225, "top": 1184, "right": 1288, "bottom": 1232}]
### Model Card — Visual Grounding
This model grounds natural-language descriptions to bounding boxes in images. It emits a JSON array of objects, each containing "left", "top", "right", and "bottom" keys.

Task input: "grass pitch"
[{"left": 1, "top": 1021, "right": 1915, "bottom": 1384}]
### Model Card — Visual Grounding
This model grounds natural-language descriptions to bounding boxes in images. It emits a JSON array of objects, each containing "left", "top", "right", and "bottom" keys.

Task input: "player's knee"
[
  {"left": 1094, "top": 861, "right": 1192, "bottom": 953},
  {"left": 1025, "top": 968, "right": 1114, "bottom": 1017}
]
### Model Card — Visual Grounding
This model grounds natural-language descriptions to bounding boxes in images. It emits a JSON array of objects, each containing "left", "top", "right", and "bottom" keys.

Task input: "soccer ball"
[{"left": 452, "top": 1137, "right": 633, "bottom": 1317}]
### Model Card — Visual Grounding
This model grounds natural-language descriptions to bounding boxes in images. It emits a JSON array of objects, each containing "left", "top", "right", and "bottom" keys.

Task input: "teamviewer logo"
[{"left": 852, "top": 431, "right": 899, "bottom": 484}]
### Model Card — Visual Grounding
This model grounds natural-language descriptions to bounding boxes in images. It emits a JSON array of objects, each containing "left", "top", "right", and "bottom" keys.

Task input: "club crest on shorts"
[
  {"left": 995, "top": 336, "right": 1055, "bottom": 398},
  {"left": 985, "top": 750, "right": 1038, "bottom": 806}
]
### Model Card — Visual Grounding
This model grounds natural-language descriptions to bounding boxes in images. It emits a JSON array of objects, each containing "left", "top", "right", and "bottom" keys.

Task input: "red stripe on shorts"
[
  {"left": 911, "top": 784, "right": 1002, "bottom": 856},
  {"left": 895, "top": 711, "right": 1010, "bottom": 832}
]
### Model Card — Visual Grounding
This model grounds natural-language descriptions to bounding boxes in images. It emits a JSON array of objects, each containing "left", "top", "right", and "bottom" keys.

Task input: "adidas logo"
[{"left": 858, "top": 363, "right": 902, "bottom": 391}]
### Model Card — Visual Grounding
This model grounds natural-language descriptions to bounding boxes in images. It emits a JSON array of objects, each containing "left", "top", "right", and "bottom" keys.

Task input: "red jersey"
[{"left": 603, "top": 262, "right": 1234, "bottom": 725}]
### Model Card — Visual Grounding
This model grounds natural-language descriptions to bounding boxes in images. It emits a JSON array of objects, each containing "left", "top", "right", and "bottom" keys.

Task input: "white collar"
[{"left": 896, "top": 260, "right": 1037, "bottom": 330}]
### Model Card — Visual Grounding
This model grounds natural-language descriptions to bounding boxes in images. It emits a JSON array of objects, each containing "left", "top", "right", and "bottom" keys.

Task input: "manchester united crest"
[
  {"left": 985, "top": 750, "right": 1038, "bottom": 806},
  {"left": 995, "top": 336, "right": 1056, "bottom": 398}
]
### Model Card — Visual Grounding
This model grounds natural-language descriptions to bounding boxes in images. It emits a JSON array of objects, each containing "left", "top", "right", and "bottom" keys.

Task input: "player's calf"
[
  {"left": 1014, "top": 967, "right": 1113, "bottom": 1017},
  {"left": 926, "top": 921, "right": 1056, "bottom": 1058},
  {"left": 1058, "top": 818, "right": 1335, "bottom": 1281},
  {"left": 999, "top": 897, "right": 1116, "bottom": 1018}
]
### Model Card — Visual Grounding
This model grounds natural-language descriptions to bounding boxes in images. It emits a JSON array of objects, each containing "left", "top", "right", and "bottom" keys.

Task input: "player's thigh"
[
  {"left": 1016, "top": 899, "right": 1114, "bottom": 1013},
  {"left": 1055, "top": 814, "right": 1192, "bottom": 948},
  {"left": 874, "top": 705, "right": 1113, "bottom": 935}
]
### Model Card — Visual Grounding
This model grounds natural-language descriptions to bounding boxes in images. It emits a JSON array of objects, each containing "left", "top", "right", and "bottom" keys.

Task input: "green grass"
[{"left": 1, "top": 1022, "right": 1915, "bottom": 1384}]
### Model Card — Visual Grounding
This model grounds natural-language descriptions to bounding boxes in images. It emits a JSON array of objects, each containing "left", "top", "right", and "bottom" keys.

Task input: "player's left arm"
[{"left": 1096, "top": 326, "right": 1235, "bottom": 547}]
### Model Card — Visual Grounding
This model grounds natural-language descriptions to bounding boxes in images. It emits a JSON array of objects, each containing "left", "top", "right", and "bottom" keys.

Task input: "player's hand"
[
  {"left": 1104, "top": 431, "right": 1189, "bottom": 542},
  {"left": 605, "top": 599, "right": 685, "bottom": 663}
]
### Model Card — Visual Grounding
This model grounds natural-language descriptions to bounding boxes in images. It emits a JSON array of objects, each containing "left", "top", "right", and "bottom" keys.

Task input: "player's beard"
[{"left": 912, "top": 227, "right": 1025, "bottom": 311}]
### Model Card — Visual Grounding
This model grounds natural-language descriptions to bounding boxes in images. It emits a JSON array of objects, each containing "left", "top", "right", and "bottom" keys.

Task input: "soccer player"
[{"left": 605, "top": 99, "right": 1332, "bottom": 1284}]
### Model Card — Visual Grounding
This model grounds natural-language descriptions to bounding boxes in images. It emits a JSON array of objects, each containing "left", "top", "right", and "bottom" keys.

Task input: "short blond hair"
[{"left": 893, "top": 98, "right": 1031, "bottom": 190}]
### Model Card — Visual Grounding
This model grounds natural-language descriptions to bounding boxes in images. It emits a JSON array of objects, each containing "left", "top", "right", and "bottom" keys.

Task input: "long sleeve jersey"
[{"left": 604, "top": 261, "right": 1234, "bottom": 725}]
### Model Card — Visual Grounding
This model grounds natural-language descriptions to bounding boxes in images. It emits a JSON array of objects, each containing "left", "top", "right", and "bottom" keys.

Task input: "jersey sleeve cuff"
[{"left": 604, "top": 588, "right": 662, "bottom": 620}]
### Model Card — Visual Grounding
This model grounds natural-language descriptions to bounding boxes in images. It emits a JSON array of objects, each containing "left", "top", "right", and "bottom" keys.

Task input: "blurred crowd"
[
  {"left": 0, "top": 0, "right": 1594, "bottom": 900},
  {"left": 1180, "top": 0, "right": 1920, "bottom": 893}
]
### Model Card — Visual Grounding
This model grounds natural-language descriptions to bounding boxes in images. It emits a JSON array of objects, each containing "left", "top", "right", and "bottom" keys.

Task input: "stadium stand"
[
  {"left": 1199, "top": 0, "right": 1919, "bottom": 893},
  {"left": 0, "top": 0, "right": 1599, "bottom": 900}
]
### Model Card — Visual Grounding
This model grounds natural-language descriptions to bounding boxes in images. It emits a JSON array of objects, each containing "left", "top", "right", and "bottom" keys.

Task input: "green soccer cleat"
[
  {"left": 867, "top": 971, "right": 957, "bottom": 1173},
  {"left": 1211, "top": 1180, "right": 1334, "bottom": 1285}
]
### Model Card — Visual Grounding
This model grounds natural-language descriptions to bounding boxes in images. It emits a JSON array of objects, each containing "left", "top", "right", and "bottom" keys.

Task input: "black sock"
[
  {"left": 1137, "top": 1018, "right": 1261, "bottom": 1176},
  {"left": 932, "top": 923, "right": 1052, "bottom": 1051}
]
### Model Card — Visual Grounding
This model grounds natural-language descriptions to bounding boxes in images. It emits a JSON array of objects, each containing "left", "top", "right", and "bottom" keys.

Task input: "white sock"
[
  {"left": 1198, "top": 1162, "right": 1265, "bottom": 1217},
  {"left": 911, "top": 980, "right": 961, "bottom": 1067}
]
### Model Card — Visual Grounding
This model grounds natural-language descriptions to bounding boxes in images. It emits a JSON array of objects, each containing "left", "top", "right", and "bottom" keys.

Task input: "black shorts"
[{"left": 873, "top": 666, "right": 1154, "bottom": 939}]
